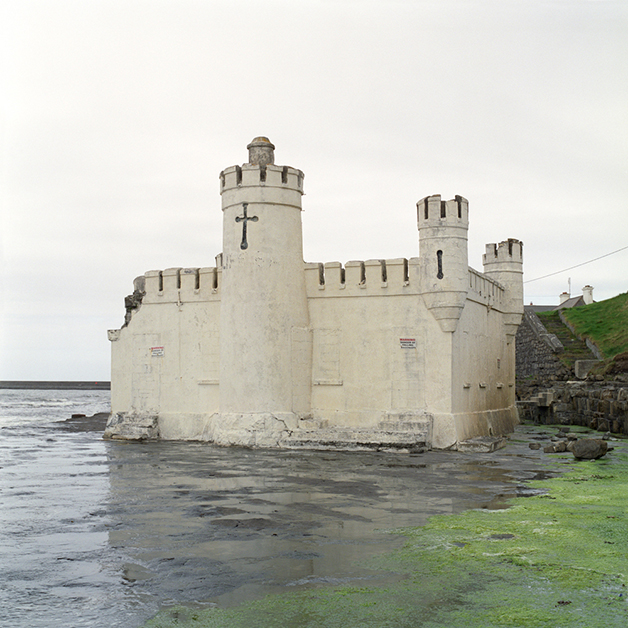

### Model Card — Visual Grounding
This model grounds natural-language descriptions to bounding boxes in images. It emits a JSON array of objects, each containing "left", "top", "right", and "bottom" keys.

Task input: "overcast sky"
[{"left": 1, "top": 0, "right": 627, "bottom": 381}]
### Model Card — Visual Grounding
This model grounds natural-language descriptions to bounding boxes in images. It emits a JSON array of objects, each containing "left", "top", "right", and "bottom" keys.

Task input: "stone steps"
[
  {"left": 281, "top": 419, "right": 431, "bottom": 452},
  {"left": 541, "top": 313, "right": 596, "bottom": 364}
]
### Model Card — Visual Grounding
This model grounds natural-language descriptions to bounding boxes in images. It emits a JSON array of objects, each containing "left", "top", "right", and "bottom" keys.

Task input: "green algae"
[{"left": 144, "top": 448, "right": 628, "bottom": 628}]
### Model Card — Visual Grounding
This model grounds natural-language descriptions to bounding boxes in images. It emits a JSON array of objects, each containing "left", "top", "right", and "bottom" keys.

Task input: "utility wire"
[{"left": 524, "top": 244, "right": 628, "bottom": 284}]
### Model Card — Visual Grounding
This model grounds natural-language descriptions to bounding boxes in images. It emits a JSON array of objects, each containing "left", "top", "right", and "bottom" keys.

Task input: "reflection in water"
[
  {"left": 0, "top": 419, "right": 557, "bottom": 628},
  {"left": 104, "top": 438, "right": 551, "bottom": 614}
]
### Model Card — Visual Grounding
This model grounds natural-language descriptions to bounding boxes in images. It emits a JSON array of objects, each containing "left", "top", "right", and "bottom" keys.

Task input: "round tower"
[
  {"left": 482, "top": 239, "right": 524, "bottom": 339},
  {"left": 217, "top": 138, "right": 310, "bottom": 442},
  {"left": 417, "top": 194, "right": 470, "bottom": 332}
]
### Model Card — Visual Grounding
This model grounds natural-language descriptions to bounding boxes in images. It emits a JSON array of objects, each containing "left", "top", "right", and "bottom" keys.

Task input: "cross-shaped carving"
[{"left": 235, "top": 203, "right": 258, "bottom": 250}]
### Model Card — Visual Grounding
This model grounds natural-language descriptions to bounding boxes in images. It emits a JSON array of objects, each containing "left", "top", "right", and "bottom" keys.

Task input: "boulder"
[
  {"left": 543, "top": 441, "right": 568, "bottom": 454},
  {"left": 572, "top": 439, "right": 608, "bottom": 460}
]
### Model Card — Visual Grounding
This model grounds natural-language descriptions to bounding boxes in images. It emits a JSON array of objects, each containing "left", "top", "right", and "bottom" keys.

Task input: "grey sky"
[{"left": 1, "top": 0, "right": 627, "bottom": 380}]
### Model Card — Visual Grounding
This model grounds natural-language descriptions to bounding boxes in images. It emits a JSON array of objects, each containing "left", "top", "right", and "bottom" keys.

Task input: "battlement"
[
  {"left": 483, "top": 239, "right": 523, "bottom": 266},
  {"left": 304, "top": 258, "right": 421, "bottom": 297},
  {"left": 417, "top": 194, "right": 469, "bottom": 230},
  {"left": 219, "top": 164, "right": 305, "bottom": 195},
  {"left": 467, "top": 267, "right": 505, "bottom": 306},
  {"left": 142, "top": 266, "right": 222, "bottom": 304}
]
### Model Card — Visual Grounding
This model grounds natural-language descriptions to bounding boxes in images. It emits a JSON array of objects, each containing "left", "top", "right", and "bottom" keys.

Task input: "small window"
[{"left": 436, "top": 250, "right": 444, "bottom": 279}]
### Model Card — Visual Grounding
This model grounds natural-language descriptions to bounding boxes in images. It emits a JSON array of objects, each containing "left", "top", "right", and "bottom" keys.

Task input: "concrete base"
[
  {"left": 208, "top": 413, "right": 299, "bottom": 448},
  {"left": 281, "top": 416, "right": 432, "bottom": 451},
  {"left": 104, "top": 412, "right": 431, "bottom": 451},
  {"left": 431, "top": 406, "right": 519, "bottom": 450},
  {"left": 104, "top": 406, "right": 517, "bottom": 453},
  {"left": 104, "top": 413, "right": 160, "bottom": 440}
]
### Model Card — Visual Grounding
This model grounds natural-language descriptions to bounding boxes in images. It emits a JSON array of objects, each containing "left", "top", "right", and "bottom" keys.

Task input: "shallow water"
[{"left": 0, "top": 389, "right": 557, "bottom": 627}]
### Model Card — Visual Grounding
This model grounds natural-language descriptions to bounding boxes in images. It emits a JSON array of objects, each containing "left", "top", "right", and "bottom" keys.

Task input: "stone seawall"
[
  {"left": 518, "top": 380, "right": 628, "bottom": 435},
  {"left": 0, "top": 381, "right": 111, "bottom": 390},
  {"left": 516, "top": 310, "right": 570, "bottom": 397}
]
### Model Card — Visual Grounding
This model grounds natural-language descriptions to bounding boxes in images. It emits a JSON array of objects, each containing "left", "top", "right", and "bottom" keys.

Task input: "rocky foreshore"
[
  {"left": 56, "top": 412, "right": 110, "bottom": 432},
  {"left": 526, "top": 424, "right": 614, "bottom": 459},
  {"left": 517, "top": 378, "right": 628, "bottom": 436}
]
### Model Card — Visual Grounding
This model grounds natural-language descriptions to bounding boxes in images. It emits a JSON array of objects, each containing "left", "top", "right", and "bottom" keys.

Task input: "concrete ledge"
[
  {"left": 574, "top": 359, "right": 601, "bottom": 379},
  {"left": 457, "top": 436, "right": 508, "bottom": 453},
  {"left": 104, "top": 413, "right": 160, "bottom": 440},
  {"left": 280, "top": 425, "right": 430, "bottom": 452}
]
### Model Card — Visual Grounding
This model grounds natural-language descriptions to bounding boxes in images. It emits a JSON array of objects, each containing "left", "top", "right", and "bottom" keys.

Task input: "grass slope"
[
  {"left": 145, "top": 445, "right": 628, "bottom": 628},
  {"left": 561, "top": 292, "right": 628, "bottom": 360},
  {"left": 536, "top": 310, "right": 595, "bottom": 369}
]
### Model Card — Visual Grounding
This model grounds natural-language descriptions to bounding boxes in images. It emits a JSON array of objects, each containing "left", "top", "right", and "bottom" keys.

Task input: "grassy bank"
[
  {"left": 561, "top": 291, "right": 628, "bottom": 360},
  {"left": 145, "top": 444, "right": 628, "bottom": 628}
]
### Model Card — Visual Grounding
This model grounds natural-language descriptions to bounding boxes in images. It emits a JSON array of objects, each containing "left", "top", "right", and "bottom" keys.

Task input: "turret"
[
  {"left": 218, "top": 138, "right": 310, "bottom": 425},
  {"left": 482, "top": 239, "right": 524, "bottom": 339},
  {"left": 417, "top": 194, "right": 470, "bottom": 332}
]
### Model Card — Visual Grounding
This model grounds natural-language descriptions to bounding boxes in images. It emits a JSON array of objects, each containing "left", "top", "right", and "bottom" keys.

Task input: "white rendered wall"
[
  {"left": 303, "top": 257, "right": 517, "bottom": 448},
  {"left": 109, "top": 261, "right": 519, "bottom": 447},
  {"left": 304, "top": 258, "right": 451, "bottom": 429},
  {"left": 108, "top": 266, "right": 221, "bottom": 439},
  {"left": 449, "top": 297, "right": 518, "bottom": 444},
  {"left": 219, "top": 164, "right": 309, "bottom": 420}
]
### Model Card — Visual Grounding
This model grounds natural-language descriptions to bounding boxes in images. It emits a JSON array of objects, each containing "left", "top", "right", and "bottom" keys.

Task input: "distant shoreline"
[{"left": 0, "top": 381, "right": 111, "bottom": 390}]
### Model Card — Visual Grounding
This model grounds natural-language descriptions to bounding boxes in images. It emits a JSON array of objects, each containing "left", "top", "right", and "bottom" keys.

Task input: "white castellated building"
[{"left": 106, "top": 137, "right": 524, "bottom": 451}]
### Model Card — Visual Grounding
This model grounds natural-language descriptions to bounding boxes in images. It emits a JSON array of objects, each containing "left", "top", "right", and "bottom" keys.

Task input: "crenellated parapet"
[
  {"left": 482, "top": 239, "right": 523, "bottom": 268},
  {"left": 304, "top": 257, "right": 509, "bottom": 312},
  {"left": 417, "top": 194, "right": 469, "bottom": 231},
  {"left": 305, "top": 258, "right": 419, "bottom": 298},
  {"left": 141, "top": 266, "right": 221, "bottom": 304},
  {"left": 220, "top": 137, "right": 304, "bottom": 216},
  {"left": 219, "top": 163, "right": 304, "bottom": 204},
  {"left": 467, "top": 268, "right": 505, "bottom": 308}
]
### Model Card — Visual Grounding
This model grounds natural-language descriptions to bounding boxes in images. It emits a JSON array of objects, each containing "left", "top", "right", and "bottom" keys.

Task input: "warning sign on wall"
[
  {"left": 151, "top": 346, "right": 164, "bottom": 357},
  {"left": 399, "top": 338, "right": 416, "bottom": 349}
]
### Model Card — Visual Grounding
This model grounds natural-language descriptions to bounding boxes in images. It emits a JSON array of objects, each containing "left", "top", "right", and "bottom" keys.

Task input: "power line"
[{"left": 524, "top": 244, "right": 628, "bottom": 284}]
